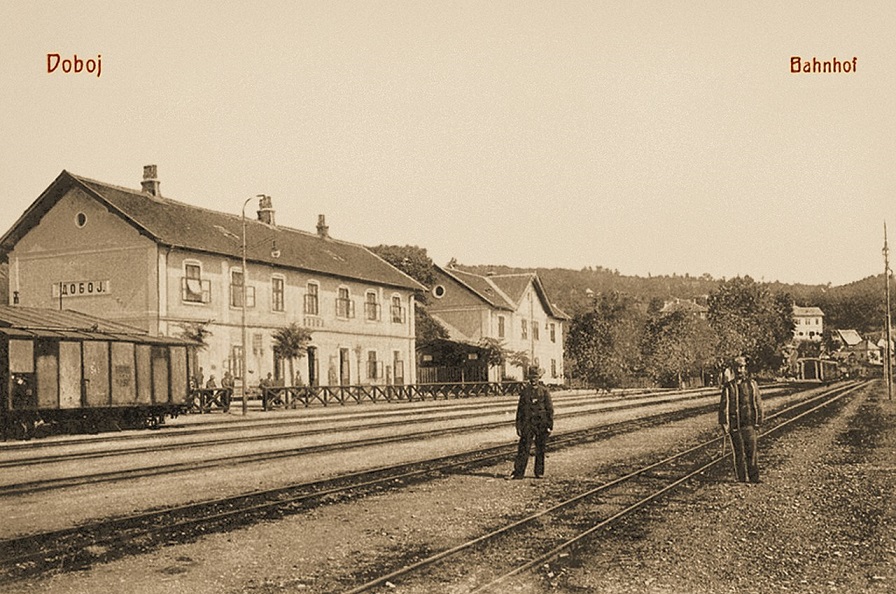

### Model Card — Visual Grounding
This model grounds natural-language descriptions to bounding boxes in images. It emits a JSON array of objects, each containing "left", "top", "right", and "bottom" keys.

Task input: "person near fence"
[
  {"left": 220, "top": 371, "right": 234, "bottom": 413},
  {"left": 259, "top": 372, "right": 275, "bottom": 406},
  {"left": 719, "top": 355, "right": 764, "bottom": 483},
  {"left": 509, "top": 365, "right": 554, "bottom": 479}
]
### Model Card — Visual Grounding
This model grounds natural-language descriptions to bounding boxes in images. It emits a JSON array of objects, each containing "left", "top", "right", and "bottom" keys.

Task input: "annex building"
[
  {"left": 422, "top": 265, "right": 568, "bottom": 385},
  {"left": 0, "top": 167, "right": 425, "bottom": 390}
]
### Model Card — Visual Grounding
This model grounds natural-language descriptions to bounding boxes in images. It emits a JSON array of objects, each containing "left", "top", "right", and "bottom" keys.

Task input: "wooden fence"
[{"left": 260, "top": 381, "right": 525, "bottom": 410}]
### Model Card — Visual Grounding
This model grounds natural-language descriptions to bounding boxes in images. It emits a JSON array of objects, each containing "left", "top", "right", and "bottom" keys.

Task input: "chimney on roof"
[
  {"left": 316, "top": 214, "right": 329, "bottom": 238},
  {"left": 141, "top": 165, "right": 161, "bottom": 196},
  {"left": 256, "top": 194, "right": 275, "bottom": 226}
]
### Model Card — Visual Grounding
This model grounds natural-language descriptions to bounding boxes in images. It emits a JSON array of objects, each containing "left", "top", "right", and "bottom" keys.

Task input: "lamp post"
[
  {"left": 884, "top": 223, "right": 893, "bottom": 401},
  {"left": 240, "top": 196, "right": 254, "bottom": 415}
]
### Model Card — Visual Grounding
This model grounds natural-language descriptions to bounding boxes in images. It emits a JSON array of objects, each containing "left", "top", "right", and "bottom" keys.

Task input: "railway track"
[
  {"left": 0, "top": 386, "right": 794, "bottom": 584},
  {"left": 0, "top": 388, "right": 733, "bottom": 496},
  {"left": 333, "top": 380, "right": 867, "bottom": 593},
  {"left": 0, "top": 386, "right": 717, "bottom": 455},
  {"left": 0, "top": 382, "right": 842, "bottom": 584}
]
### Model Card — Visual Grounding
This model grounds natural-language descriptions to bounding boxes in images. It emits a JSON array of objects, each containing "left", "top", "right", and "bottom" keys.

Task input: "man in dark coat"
[
  {"left": 510, "top": 366, "right": 554, "bottom": 479},
  {"left": 719, "top": 355, "right": 764, "bottom": 483}
]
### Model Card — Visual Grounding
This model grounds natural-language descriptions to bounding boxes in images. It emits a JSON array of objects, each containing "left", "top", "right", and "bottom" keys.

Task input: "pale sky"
[{"left": 2, "top": 1, "right": 894, "bottom": 286}]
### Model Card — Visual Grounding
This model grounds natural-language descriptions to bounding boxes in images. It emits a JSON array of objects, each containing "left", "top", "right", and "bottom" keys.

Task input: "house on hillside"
[
  {"left": 831, "top": 329, "right": 863, "bottom": 350},
  {"left": 0, "top": 166, "right": 425, "bottom": 390},
  {"left": 419, "top": 265, "right": 569, "bottom": 385},
  {"left": 792, "top": 305, "right": 824, "bottom": 342},
  {"left": 660, "top": 298, "right": 707, "bottom": 319}
]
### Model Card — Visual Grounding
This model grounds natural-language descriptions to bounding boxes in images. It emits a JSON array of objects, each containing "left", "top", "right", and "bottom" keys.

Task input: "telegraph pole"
[{"left": 884, "top": 223, "right": 893, "bottom": 400}]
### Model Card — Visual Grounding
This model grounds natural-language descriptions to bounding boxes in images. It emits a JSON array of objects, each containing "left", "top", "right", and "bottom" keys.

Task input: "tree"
[
  {"left": 369, "top": 244, "right": 450, "bottom": 343},
  {"left": 177, "top": 321, "right": 212, "bottom": 379},
  {"left": 707, "top": 276, "right": 794, "bottom": 373},
  {"left": 368, "top": 244, "right": 437, "bottom": 288},
  {"left": 565, "top": 291, "right": 646, "bottom": 390},
  {"left": 477, "top": 337, "right": 508, "bottom": 368},
  {"left": 271, "top": 323, "right": 313, "bottom": 386},
  {"left": 642, "top": 310, "right": 717, "bottom": 387},
  {"left": 507, "top": 350, "right": 531, "bottom": 374},
  {"left": 177, "top": 320, "right": 212, "bottom": 350}
]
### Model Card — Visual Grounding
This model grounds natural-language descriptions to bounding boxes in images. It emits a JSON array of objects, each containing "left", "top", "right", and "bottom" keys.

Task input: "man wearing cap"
[
  {"left": 719, "top": 356, "right": 764, "bottom": 483},
  {"left": 510, "top": 366, "right": 554, "bottom": 479}
]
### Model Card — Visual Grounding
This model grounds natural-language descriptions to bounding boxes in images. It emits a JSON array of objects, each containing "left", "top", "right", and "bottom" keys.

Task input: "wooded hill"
[{"left": 454, "top": 263, "right": 890, "bottom": 338}]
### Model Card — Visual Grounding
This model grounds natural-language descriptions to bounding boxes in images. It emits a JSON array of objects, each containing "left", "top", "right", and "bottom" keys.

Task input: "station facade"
[{"left": 0, "top": 167, "right": 425, "bottom": 389}]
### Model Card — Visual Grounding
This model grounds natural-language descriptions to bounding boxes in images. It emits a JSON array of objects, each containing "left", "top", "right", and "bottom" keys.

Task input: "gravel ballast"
[
  {"left": 3, "top": 382, "right": 893, "bottom": 593},
  {"left": 510, "top": 382, "right": 896, "bottom": 593}
]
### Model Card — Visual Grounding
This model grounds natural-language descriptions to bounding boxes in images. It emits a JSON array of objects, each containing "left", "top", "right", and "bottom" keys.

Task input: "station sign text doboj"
[{"left": 51, "top": 280, "right": 111, "bottom": 298}]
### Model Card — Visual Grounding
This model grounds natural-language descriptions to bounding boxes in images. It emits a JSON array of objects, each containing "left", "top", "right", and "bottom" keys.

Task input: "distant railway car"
[
  {"left": 797, "top": 357, "right": 841, "bottom": 383},
  {"left": 0, "top": 306, "right": 197, "bottom": 440}
]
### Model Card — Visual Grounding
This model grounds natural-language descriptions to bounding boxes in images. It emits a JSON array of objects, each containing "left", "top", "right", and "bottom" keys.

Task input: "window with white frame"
[
  {"left": 304, "top": 282, "right": 320, "bottom": 315},
  {"left": 336, "top": 286, "right": 354, "bottom": 318},
  {"left": 367, "top": 350, "right": 378, "bottom": 379},
  {"left": 498, "top": 315, "right": 505, "bottom": 338},
  {"left": 365, "top": 291, "right": 380, "bottom": 321},
  {"left": 391, "top": 295, "right": 405, "bottom": 323},
  {"left": 181, "top": 262, "right": 210, "bottom": 303},
  {"left": 521, "top": 319, "right": 528, "bottom": 340},
  {"left": 532, "top": 321, "right": 540, "bottom": 341},
  {"left": 550, "top": 322, "right": 556, "bottom": 343},
  {"left": 271, "top": 276, "right": 285, "bottom": 312},
  {"left": 230, "top": 269, "right": 255, "bottom": 308}
]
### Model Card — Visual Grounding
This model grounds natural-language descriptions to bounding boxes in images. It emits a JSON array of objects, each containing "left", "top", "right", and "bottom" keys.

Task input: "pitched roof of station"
[
  {"left": 437, "top": 266, "right": 570, "bottom": 320},
  {"left": 0, "top": 170, "right": 425, "bottom": 292}
]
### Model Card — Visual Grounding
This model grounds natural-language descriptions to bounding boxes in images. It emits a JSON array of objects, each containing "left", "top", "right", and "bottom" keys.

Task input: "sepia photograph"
[{"left": 0, "top": 2, "right": 894, "bottom": 592}]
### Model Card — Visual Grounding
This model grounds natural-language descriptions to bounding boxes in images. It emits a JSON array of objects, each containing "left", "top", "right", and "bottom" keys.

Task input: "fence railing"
[{"left": 260, "top": 381, "right": 526, "bottom": 410}]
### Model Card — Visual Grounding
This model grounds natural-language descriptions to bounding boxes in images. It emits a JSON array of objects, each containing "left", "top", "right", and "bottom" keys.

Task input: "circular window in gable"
[
  {"left": 432, "top": 284, "right": 446, "bottom": 298},
  {"left": 76, "top": 213, "right": 87, "bottom": 228}
]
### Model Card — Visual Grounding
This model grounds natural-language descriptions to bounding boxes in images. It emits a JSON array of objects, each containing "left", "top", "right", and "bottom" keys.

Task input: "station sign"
[{"left": 51, "top": 280, "right": 111, "bottom": 298}]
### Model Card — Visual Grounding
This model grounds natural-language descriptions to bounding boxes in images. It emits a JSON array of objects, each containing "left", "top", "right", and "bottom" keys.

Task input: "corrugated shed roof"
[
  {"left": 0, "top": 171, "right": 423, "bottom": 292},
  {"left": 0, "top": 306, "right": 196, "bottom": 344},
  {"left": 835, "top": 329, "right": 863, "bottom": 346}
]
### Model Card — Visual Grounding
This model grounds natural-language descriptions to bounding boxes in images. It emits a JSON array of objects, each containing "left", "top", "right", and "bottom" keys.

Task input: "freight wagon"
[{"left": 0, "top": 306, "right": 197, "bottom": 440}]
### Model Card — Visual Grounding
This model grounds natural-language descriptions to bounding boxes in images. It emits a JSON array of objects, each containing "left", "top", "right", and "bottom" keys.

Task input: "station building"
[
  {"left": 421, "top": 265, "right": 568, "bottom": 385},
  {"left": 0, "top": 167, "right": 425, "bottom": 390}
]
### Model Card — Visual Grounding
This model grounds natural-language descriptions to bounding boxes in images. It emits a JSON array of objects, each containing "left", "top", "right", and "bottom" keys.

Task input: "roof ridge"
[
  {"left": 73, "top": 173, "right": 371, "bottom": 247},
  {"left": 57, "top": 171, "right": 423, "bottom": 291},
  {"left": 438, "top": 266, "right": 511, "bottom": 310},
  {"left": 483, "top": 276, "right": 518, "bottom": 308}
]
